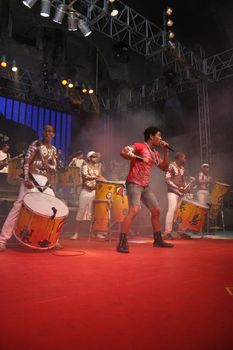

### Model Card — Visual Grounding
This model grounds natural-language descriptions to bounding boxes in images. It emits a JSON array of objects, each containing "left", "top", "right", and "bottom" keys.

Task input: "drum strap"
[{"left": 29, "top": 173, "right": 50, "bottom": 192}]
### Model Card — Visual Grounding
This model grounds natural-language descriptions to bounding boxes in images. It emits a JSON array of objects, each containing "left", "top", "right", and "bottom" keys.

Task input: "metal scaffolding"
[
  {"left": 2, "top": 1, "right": 233, "bottom": 162},
  {"left": 197, "top": 80, "right": 211, "bottom": 165}
]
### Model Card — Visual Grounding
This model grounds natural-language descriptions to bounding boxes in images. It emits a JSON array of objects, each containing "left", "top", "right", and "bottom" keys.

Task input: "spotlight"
[
  {"left": 78, "top": 19, "right": 92, "bottom": 37},
  {"left": 167, "top": 19, "right": 173, "bottom": 27},
  {"left": 40, "top": 0, "right": 51, "bottom": 18},
  {"left": 166, "top": 7, "right": 173, "bottom": 16},
  {"left": 53, "top": 4, "right": 66, "bottom": 24},
  {"left": 0, "top": 56, "right": 7, "bottom": 68},
  {"left": 68, "top": 11, "right": 78, "bottom": 31},
  {"left": 11, "top": 60, "right": 18, "bottom": 72},
  {"left": 109, "top": 0, "right": 116, "bottom": 2},
  {"left": 88, "top": 88, "right": 94, "bottom": 94},
  {"left": 68, "top": 80, "right": 74, "bottom": 88},
  {"left": 22, "top": 0, "right": 38, "bottom": 8},
  {"left": 82, "top": 84, "right": 87, "bottom": 93},
  {"left": 110, "top": 5, "right": 118, "bottom": 17},
  {"left": 168, "top": 31, "right": 175, "bottom": 39},
  {"left": 61, "top": 79, "right": 68, "bottom": 86}
]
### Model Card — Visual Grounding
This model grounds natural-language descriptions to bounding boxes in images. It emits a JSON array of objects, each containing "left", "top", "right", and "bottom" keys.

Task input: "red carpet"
[{"left": 1, "top": 238, "right": 233, "bottom": 350}]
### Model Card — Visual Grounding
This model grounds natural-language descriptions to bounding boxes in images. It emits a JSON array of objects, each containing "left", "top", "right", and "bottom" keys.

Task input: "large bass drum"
[
  {"left": 14, "top": 193, "right": 69, "bottom": 249},
  {"left": 174, "top": 199, "right": 208, "bottom": 232}
]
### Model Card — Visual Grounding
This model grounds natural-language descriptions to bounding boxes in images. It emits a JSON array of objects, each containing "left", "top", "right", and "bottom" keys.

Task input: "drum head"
[
  {"left": 181, "top": 199, "right": 209, "bottom": 209},
  {"left": 23, "top": 193, "right": 69, "bottom": 218}
]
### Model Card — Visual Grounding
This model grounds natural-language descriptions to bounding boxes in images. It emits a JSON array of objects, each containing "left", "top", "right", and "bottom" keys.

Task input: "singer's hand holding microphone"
[{"left": 160, "top": 140, "right": 175, "bottom": 152}]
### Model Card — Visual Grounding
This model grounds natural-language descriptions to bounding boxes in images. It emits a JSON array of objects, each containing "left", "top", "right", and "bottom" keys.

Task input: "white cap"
[
  {"left": 87, "top": 151, "right": 97, "bottom": 160},
  {"left": 201, "top": 163, "right": 209, "bottom": 168}
]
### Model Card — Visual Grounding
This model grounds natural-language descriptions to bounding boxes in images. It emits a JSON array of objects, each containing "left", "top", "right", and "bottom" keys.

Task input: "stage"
[{"left": 1, "top": 237, "right": 233, "bottom": 350}]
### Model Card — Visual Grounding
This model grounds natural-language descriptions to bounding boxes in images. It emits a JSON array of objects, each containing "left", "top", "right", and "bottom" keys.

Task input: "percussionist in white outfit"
[{"left": 197, "top": 163, "right": 214, "bottom": 206}]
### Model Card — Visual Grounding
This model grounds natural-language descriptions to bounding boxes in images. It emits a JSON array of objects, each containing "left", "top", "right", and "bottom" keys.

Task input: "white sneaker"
[
  {"left": 54, "top": 241, "right": 63, "bottom": 249},
  {"left": 71, "top": 233, "right": 79, "bottom": 240},
  {"left": 96, "top": 233, "right": 107, "bottom": 239},
  {"left": 0, "top": 243, "right": 6, "bottom": 251}
]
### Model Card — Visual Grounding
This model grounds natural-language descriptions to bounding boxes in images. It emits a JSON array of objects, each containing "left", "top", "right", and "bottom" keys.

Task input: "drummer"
[
  {"left": 0, "top": 142, "right": 11, "bottom": 173},
  {"left": 69, "top": 151, "right": 84, "bottom": 169},
  {"left": 197, "top": 163, "right": 213, "bottom": 206},
  {"left": 71, "top": 151, "right": 104, "bottom": 240},
  {"left": 0, "top": 125, "right": 61, "bottom": 252},
  {"left": 164, "top": 152, "right": 192, "bottom": 240}
]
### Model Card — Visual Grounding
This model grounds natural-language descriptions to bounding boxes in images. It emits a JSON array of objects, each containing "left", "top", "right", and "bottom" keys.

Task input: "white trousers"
[
  {"left": 0, "top": 175, "right": 54, "bottom": 244},
  {"left": 76, "top": 188, "right": 95, "bottom": 221},
  {"left": 197, "top": 190, "right": 210, "bottom": 206},
  {"left": 165, "top": 192, "right": 180, "bottom": 234}
]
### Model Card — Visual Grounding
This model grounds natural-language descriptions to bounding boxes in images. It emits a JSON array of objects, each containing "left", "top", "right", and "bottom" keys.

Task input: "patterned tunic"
[
  {"left": 81, "top": 162, "right": 101, "bottom": 190},
  {"left": 165, "top": 161, "right": 185, "bottom": 196},
  {"left": 23, "top": 140, "right": 56, "bottom": 181}
]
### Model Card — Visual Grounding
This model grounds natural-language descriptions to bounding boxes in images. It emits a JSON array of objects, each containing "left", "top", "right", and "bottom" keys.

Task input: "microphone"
[
  {"left": 160, "top": 140, "right": 175, "bottom": 152},
  {"left": 165, "top": 145, "right": 175, "bottom": 152}
]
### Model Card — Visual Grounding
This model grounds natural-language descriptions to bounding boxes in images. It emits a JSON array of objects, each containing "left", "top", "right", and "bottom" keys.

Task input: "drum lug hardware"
[{"left": 51, "top": 207, "right": 57, "bottom": 219}]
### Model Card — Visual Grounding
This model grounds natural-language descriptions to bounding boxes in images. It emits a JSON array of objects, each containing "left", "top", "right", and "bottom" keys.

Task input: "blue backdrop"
[{"left": 0, "top": 96, "right": 71, "bottom": 161}]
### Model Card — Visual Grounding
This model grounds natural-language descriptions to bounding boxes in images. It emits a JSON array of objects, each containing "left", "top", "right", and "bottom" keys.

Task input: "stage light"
[
  {"left": 166, "top": 7, "right": 173, "bottom": 16},
  {"left": 78, "top": 19, "right": 92, "bottom": 37},
  {"left": 82, "top": 84, "right": 87, "bottom": 93},
  {"left": 110, "top": 4, "right": 118, "bottom": 17},
  {"left": 88, "top": 88, "right": 94, "bottom": 94},
  {"left": 68, "top": 11, "right": 78, "bottom": 31},
  {"left": 168, "top": 31, "right": 175, "bottom": 39},
  {"left": 61, "top": 79, "right": 68, "bottom": 86},
  {"left": 22, "top": 0, "right": 38, "bottom": 8},
  {"left": 53, "top": 4, "right": 66, "bottom": 24},
  {"left": 167, "top": 19, "right": 173, "bottom": 27},
  {"left": 11, "top": 60, "right": 18, "bottom": 72},
  {"left": 40, "top": 0, "right": 51, "bottom": 17},
  {"left": 68, "top": 80, "right": 74, "bottom": 88},
  {"left": 109, "top": 0, "right": 116, "bottom": 2},
  {"left": 0, "top": 56, "right": 7, "bottom": 68}
]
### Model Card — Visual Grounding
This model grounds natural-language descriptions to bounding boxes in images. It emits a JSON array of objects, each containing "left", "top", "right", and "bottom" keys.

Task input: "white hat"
[
  {"left": 87, "top": 151, "right": 97, "bottom": 160},
  {"left": 201, "top": 163, "right": 209, "bottom": 168}
]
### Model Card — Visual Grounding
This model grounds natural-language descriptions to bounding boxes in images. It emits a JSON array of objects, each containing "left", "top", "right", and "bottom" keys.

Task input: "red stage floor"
[{"left": 1, "top": 238, "right": 233, "bottom": 350}]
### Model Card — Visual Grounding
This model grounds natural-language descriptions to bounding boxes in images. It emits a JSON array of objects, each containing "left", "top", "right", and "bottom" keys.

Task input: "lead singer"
[{"left": 116, "top": 126, "right": 174, "bottom": 253}]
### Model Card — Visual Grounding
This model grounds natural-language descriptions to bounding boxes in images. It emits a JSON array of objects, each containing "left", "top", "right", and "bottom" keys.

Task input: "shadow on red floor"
[{"left": 1, "top": 237, "right": 233, "bottom": 350}]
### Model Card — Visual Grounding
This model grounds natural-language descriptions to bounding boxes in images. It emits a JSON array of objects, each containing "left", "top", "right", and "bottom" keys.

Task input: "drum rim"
[
  {"left": 181, "top": 198, "right": 209, "bottom": 209},
  {"left": 96, "top": 179, "right": 126, "bottom": 185},
  {"left": 214, "top": 181, "right": 230, "bottom": 187},
  {"left": 13, "top": 232, "right": 58, "bottom": 250},
  {"left": 23, "top": 192, "right": 69, "bottom": 218}
]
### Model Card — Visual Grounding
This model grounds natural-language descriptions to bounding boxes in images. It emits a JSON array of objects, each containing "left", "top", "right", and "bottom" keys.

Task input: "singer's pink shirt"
[{"left": 127, "top": 143, "right": 161, "bottom": 187}]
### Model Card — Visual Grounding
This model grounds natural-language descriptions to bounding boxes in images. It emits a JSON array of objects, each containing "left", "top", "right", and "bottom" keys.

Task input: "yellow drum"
[
  {"left": 174, "top": 199, "right": 208, "bottom": 232},
  {"left": 59, "top": 167, "right": 81, "bottom": 186},
  {"left": 91, "top": 200, "right": 111, "bottom": 232},
  {"left": 7, "top": 158, "right": 23, "bottom": 185},
  {"left": 95, "top": 180, "right": 128, "bottom": 223},
  {"left": 14, "top": 192, "right": 69, "bottom": 249},
  {"left": 111, "top": 186, "right": 128, "bottom": 222},
  {"left": 209, "top": 181, "right": 230, "bottom": 220},
  {"left": 95, "top": 180, "right": 125, "bottom": 202}
]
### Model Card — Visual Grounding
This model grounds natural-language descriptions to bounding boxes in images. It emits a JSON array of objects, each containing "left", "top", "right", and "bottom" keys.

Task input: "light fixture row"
[
  {"left": 0, "top": 56, "right": 18, "bottom": 72},
  {"left": 61, "top": 79, "right": 94, "bottom": 94},
  {"left": 22, "top": 0, "right": 119, "bottom": 37},
  {"left": 165, "top": 6, "right": 175, "bottom": 45}
]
